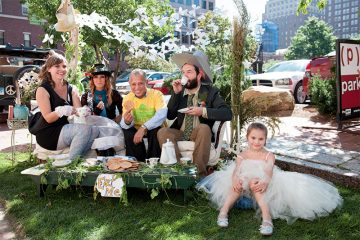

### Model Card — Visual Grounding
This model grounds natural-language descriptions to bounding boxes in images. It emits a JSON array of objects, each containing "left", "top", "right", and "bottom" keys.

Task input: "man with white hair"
[
  {"left": 121, "top": 69, "right": 167, "bottom": 161},
  {"left": 157, "top": 51, "right": 232, "bottom": 176}
]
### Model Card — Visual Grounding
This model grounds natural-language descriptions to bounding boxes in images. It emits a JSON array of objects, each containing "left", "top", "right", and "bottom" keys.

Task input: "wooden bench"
[{"left": 21, "top": 164, "right": 199, "bottom": 202}]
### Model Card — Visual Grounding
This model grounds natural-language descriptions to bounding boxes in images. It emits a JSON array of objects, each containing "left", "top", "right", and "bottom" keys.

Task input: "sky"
[{"left": 216, "top": 0, "right": 268, "bottom": 29}]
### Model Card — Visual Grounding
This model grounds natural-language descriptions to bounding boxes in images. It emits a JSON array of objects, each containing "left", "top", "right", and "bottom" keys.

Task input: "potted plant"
[{"left": 14, "top": 69, "right": 40, "bottom": 120}]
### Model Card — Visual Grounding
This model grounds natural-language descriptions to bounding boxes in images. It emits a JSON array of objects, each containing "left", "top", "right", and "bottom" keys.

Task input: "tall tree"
[
  {"left": 197, "top": 12, "right": 231, "bottom": 67},
  {"left": 285, "top": 17, "right": 336, "bottom": 60}
]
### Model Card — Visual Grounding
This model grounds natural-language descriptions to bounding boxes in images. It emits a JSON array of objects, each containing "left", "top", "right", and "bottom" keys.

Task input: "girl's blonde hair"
[
  {"left": 38, "top": 50, "right": 67, "bottom": 87},
  {"left": 89, "top": 75, "right": 113, "bottom": 105},
  {"left": 246, "top": 122, "right": 268, "bottom": 141}
]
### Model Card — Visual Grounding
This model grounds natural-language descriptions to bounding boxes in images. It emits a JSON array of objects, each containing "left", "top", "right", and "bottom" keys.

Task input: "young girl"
[{"left": 197, "top": 122, "right": 343, "bottom": 236}]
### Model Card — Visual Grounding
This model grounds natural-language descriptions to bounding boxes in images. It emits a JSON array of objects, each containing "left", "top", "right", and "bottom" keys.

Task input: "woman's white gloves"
[{"left": 55, "top": 106, "right": 74, "bottom": 118}]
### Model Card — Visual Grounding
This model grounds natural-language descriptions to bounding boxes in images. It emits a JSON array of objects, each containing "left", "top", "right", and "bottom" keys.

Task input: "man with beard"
[{"left": 157, "top": 51, "right": 232, "bottom": 176}]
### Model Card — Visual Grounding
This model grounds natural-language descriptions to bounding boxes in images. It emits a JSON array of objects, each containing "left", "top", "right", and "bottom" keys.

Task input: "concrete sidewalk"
[
  {"left": 0, "top": 204, "right": 16, "bottom": 240},
  {"left": 268, "top": 116, "right": 360, "bottom": 188}
]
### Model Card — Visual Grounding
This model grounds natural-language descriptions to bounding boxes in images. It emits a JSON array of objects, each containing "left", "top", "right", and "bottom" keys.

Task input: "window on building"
[
  {"left": 343, "top": 9, "right": 350, "bottom": 14},
  {"left": 190, "top": 18, "right": 196, "bottom": 28},
  {"left": 178, "top": 0, "right": 184, "bottom": 4},
  {"left": 182, "top": 16, "right": 188, "bottom": 27},
  {"left": 202, "top": 0, "right": 207, "bottom": 9},
  {"left": 0, "top": 1, "right": 2, "bottom": 13},
  {"left": 22, "top": 4, "right": 28, "bottom": 16},
  {"left": 186, "top": 0, "right": 192, "bottom": 6},
  {"left": 209, "top": 1, "right": 214, "bottom": 10},
  {"left": 0, "top": 31, "right": 4, "bottom": 45},
  {"left": 170, "top": 0, "right": 175, "bottom": 2},
  {"left": 351, "top": 1, "right": 358, "bottom": 7},
  {"left": 23, "top": 33, "right": 31, "bottom": 47},
  {"left": 194, "top": 0, "right": 199, "bottom": 6},
  {"left": 181, "top": 33, "right": 189, "bottom": 45},
  {"left": 174, "top": 31, "right": 180, "bottom": 40}
]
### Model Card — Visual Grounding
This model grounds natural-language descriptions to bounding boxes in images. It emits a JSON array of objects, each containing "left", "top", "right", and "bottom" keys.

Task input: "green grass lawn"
[{"left": 1, "top": 152, "right": 360, "bottom": 240}]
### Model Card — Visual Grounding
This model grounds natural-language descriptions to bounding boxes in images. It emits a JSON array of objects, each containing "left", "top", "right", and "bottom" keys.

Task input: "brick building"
[{"left": 0, "top": 0, "right": 44, "bottom": 48}]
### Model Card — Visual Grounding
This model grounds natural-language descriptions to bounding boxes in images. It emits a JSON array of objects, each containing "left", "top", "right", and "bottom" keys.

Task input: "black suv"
[{"left": 0, "top": 44, "right": 49, "bottom": 112}]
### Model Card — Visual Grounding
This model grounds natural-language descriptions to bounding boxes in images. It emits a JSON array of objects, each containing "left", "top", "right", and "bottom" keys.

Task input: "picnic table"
[{"left": 21, "top": 161, "right": 199, "bottom": 202}]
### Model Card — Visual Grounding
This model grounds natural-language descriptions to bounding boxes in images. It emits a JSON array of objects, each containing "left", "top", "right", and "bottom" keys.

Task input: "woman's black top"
[
  {"left": 81, "top": 89, "right": 122, "bottom": 120},
  {"left": 35, "top": 82, "right": 73, "bottom": 150}
]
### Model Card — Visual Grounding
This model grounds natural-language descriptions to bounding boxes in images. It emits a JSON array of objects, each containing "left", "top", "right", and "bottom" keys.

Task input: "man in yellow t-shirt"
[{"left": 120, "top": 69, "right": 167, "bottom": 161}]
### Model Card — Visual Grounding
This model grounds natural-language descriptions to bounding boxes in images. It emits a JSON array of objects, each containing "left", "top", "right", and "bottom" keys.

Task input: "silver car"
[{"left": 249, "top": 59, "right": 310, "bottom": 104}]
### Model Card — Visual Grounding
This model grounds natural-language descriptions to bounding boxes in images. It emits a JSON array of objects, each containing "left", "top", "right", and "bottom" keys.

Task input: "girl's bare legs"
[
  {"left": 217, "top": 189, "right": 242, "bottom": 227},
  {"left": 250, "top": 179, "right": 273, "bottom": 235},
  {"left": 252, "top": 191, "right": 271, "bottom": 221},
  {"left": 220, "top": 190, "right": 242, "bottom": 216}
]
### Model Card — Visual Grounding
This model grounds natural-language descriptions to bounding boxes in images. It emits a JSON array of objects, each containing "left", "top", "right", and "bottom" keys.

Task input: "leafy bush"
[{"left": 309, "top": 74, "right": 337, "bottom": 115}]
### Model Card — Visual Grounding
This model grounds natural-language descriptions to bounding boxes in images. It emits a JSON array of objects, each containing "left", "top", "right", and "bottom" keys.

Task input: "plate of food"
[
  {"left": 178, "top": 108, "right": 190, "bottom": 113},
  {"left": 103, "top": 156, "right": 140, "bottom": 172}
]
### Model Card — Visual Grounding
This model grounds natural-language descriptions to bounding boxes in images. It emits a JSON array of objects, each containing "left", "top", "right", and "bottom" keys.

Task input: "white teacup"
[
  {"left": 146, "top": 157, "right": 159, "bottom": 168},
  {"left": 77, "top": 107, "right": 90, "bottom": 117},
  {"left": 180, "top": 76, "right": 188, "bottom": 86},
  {"left": 180, "top": 157, "right": 191, "bottom": 165}
]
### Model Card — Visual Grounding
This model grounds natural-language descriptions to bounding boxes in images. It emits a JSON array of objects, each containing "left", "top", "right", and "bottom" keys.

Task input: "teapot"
[{"left": 160, "top": 139, "right": 177, "bottom": 165}]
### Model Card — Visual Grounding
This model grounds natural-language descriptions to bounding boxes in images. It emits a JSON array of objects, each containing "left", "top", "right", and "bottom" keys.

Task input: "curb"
[
  {"left": 275, "top": 154, "right": 360, "bottom": 189},
  {"left": 0, "top": 204, "right": 16, "bottom": 240}
]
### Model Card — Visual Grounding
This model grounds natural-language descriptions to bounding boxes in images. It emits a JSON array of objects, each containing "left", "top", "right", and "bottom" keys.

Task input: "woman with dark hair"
[
  {"left": 35, "top": 50, "right": 99, "bottom": 162},
  {"left": 81, "top": 64, "right": 122, "bottom": 123}
]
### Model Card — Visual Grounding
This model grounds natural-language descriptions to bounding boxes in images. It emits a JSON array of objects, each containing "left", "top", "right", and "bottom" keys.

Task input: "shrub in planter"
[{"left": 309, "top": 74, "right": 337, "bottom": 115}]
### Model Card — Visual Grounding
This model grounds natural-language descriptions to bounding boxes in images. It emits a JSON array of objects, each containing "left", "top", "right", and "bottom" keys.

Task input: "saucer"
[{"left": 178, "top": 108, "right": 190, "bottom": 113}]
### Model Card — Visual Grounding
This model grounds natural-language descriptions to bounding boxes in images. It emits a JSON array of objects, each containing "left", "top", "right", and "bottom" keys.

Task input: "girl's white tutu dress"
[{"left": 197, "top": 159, "right": 343, "bottom": 223}]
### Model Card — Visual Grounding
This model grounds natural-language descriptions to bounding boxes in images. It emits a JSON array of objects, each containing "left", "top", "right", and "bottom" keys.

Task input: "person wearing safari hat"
[
  {"left": 157, "top": 50, "right": 232, "bottom": 176},
  {"left": 81, "top": 63, "right": 123, "bottom": 123}
]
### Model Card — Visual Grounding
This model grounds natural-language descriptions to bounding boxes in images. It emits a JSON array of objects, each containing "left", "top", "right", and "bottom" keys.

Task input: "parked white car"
[{"left": 249, "top": 59, "right": 310, "bottom": 104}]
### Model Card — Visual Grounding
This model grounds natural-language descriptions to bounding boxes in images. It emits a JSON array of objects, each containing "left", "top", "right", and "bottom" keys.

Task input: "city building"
[
  {"left": 324, "top": 0, "right": 359, "bottom": 39},
  {"left": 256, "top": 20, "right": 279, "bottom": 53},
  {"left": 0, "top": 0, "right": 44, "bottom": 48},
  {"left": 169, "top": 0, "right": 215, "bottom": 45},
  {"left": 262, "top": 0, "right": 323, "bottom": 49}
]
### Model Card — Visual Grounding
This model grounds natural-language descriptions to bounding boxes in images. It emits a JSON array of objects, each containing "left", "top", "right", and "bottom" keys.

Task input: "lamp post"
[{"left": 253, "top": 25, "right": 265, "bottom": 73}]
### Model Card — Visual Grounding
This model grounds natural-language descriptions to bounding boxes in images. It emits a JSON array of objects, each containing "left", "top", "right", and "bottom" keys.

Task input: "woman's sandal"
[
  {"left": 217, "top": 213, "right": 229, "bottom": 228},
  {"left": 259, "top": 220, "right": 273, "bottom": 236}
]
